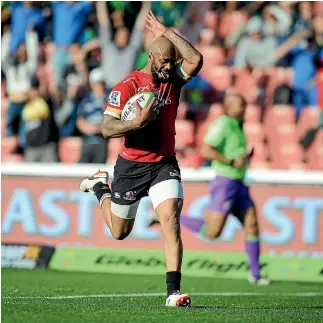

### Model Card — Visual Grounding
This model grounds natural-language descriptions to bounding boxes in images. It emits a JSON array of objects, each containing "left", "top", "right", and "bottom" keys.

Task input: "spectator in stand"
[
  {"left": 22, "top": 75, "right": 59, "bottom": 162},
  {"left": 76, "top": 68, "right": 109, "bottom": 164},
  {"left": 290, "top": 15, "right": 323, "bottom": 118},
  {"left": 57, "top": 42, "right": 98, "bottom": 136},
  {"left": 96, "top": 1, "right": 150, "bottom": 90},
  {"left": 9, "top": 1, "right": 46, "bottom": 53},
  {"left": 234, "top": 18, "right": 310, "bottom": 68},
  {"left": 1, "top": 31, "right": 39, "bottom": 148},
  {"left": 51, "top": 1, "right": 92, "bottom": 87}
]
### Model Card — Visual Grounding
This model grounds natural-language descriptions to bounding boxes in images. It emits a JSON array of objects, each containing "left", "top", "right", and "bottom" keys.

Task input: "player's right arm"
[{"left": 102, "top": 87, "right": 157, "bottom": 138}]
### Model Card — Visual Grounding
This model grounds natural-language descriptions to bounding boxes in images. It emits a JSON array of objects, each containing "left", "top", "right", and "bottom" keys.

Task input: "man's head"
[
  {"left": 114, "top": 27, "right": 130, "bottom": 49},
  {"left": 89, "top": 68, "right": 105, "bottom": 96},
  {"left": 246, "top": 17, "right": 263, "bottom": 40},
  {"left": 69, "top": 43, "right": 84, "bottom": 66},
  {"left": 224, "top": 91, "right": 247, "bottom": 120},
  {"left": 147, "top": 36, "right": 177, "bottom": 82},
  {"left": 29, "top": 75, "right": 40, "bottom": 100}
]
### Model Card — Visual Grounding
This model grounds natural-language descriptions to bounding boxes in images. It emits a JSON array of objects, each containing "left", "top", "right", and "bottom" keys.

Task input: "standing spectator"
[
  {"left": 76, "top": 68, "right": 109, "bottom": 164},
  {"left": 96, "top": 1, "right": 150, "bottom": 90},
  {"left": 1, "top": 31, "right": 39, "bottom": 147},
  {"left": 51, "top": 1, "right": 92, "bottom": 87},
  {"left": 22, "top": 75, "right": 59, "bottom": 162},
  {"left": 9, "top": 1, "right": 46, "bottom": 53}
]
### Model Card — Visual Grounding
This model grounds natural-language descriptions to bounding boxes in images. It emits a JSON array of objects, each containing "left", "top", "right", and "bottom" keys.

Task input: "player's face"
[
  {"left": 224, "top": 94, "right": 246, "bottom": 120},
  {"left": 151, "top": 53, "right": 176, "bottom": 83}
]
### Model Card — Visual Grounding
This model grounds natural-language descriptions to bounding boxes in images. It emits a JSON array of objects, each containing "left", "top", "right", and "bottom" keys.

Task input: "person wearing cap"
[
  {"left": 22, "top": 75, "right": 59, "bottom": 162},
  {"left": 76, "top": 68, "right": 109, "bottom": 164}
]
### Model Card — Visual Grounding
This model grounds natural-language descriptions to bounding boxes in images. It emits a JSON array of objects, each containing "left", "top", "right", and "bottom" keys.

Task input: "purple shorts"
[{"left": 209, "top": 176, "right": 254, "bottom": 222}]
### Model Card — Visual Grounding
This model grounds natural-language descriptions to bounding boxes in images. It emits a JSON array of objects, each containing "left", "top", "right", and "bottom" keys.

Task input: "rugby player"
[
  {"left": 190, "top": 91, "right": 271, "bottom": 285},
  {"left": 80, "top": 11, "right": 203, "bottom": 306}
]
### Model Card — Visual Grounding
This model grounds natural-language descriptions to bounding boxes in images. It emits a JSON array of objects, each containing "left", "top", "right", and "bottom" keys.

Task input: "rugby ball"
[{"left": 121, "top": 92, "right": 157, "bottom": 121}]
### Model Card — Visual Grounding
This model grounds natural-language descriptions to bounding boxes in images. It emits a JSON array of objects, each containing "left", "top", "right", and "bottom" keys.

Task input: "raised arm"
[
  {"left": 145, "top": 10, "right": 203, "bottom": 77},
  {"left": 96, "top": 1, "right": 113, "bottom": 47},
  {"left": 25, "top": 31, "right": 39, "bottom": 74}
]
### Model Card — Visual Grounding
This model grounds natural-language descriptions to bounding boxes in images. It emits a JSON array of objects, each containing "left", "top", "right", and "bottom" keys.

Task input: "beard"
[{"left": 151, "top": 60, "right": 170, "bottom": 83}]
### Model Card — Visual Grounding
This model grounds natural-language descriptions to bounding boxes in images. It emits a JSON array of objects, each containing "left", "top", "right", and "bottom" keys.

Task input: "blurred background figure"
[
  {"left": 22, "top": 75, "right": 59, "bottom": 162},
  {"left": 1, "top": 0, "right": 322, "bottom": 170},
  {"left": 76, "top": 68, "right": 109, "bottom": 164}
]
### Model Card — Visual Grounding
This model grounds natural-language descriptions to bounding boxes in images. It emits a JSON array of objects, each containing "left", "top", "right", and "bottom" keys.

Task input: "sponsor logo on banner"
[
  {"left": 49, "top": 248, "right": 323, "bottom": 282},
  {"left": 1, "top": 177, "right": 323, "bottom": 256},
  {"left": 1, "top": 244, "right": 55, "bottom": 269}
]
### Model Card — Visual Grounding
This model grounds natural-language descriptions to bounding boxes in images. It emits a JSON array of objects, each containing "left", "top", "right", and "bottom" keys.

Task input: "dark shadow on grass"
[{"left": 190, "top": 306, "right": 323, "bottom": 311}]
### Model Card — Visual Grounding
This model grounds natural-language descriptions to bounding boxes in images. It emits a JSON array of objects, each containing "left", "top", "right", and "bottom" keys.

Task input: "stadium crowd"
[{"left": 1, "top": 1, "right": 323, "bottom": 169}]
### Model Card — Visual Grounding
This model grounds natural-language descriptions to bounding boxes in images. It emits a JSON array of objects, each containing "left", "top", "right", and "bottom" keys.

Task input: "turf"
[{"left": 2, "top": 269, "right": 323, "bottom": 323}]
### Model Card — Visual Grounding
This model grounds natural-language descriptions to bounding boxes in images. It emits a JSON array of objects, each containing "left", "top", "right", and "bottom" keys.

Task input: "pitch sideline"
[{"left": 2, "top": 292, "right": 323, "bottom": 300}]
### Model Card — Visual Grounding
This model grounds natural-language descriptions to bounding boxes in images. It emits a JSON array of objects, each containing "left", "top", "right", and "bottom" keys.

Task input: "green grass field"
[{"left": 2, "top": 269, "right": 323, "bottom": 323}]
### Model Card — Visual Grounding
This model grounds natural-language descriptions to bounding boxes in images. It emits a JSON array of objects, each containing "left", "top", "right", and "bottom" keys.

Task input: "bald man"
[{"left": 80, "top": 11, "right": 203, "bottom": 307}]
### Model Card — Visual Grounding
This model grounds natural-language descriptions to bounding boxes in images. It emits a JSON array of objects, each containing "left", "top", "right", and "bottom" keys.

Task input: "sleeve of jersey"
[
  {"left": 103, "top": 85, "right": 131, "bottom": 120},
  {"left": 203, "top": 117, "right": 227, "bottom": 148}
]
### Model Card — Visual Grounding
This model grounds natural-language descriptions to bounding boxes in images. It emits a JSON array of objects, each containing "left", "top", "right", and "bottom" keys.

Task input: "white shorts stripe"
[{"left": 149, "top": 179, "right": 183, "bottom": 210}]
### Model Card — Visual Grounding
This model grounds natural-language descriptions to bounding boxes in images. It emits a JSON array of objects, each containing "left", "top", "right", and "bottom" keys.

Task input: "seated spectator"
[
  {"left": 96, "top": 1, "right": 150, "bottom": 90},
  {"left": 51, "top": 1, "right": 92, "bottom": 87},
  {"left": 1, "top": 30, "right": 39, "bottom": 147},
  {"left": 76, "top": 68, "right": 109, "bottom": 164},
  {"left": 22, "top": 76, "right": 59, "bottom": 162},
  {"left": 9, "top": 1, "right": 46, "bottom": 53}
]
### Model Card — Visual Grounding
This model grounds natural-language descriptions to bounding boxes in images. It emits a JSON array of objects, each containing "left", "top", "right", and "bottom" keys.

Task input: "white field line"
[{"left": 2, "top": 292, "right": 323, "bottom": 300}]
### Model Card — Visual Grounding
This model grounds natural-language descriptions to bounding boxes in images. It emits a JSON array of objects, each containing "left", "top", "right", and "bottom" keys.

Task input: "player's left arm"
[{"left": 145, "top": 11, "right": 203, "bottom": 81}]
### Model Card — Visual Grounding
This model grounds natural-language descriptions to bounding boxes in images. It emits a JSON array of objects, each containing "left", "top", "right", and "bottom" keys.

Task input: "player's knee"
[
  {"left": 111, "top": 229, "right": 129, "bottom": 241},
  {"left": 205, "top": 227, "right": 222, "bottom": 239}
]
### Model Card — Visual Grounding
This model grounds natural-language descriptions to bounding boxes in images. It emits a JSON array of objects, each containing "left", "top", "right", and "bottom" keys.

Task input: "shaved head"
[
  {"left": 148, "top": 37, "right": 176, "bottom": 59},
  {"left": 147, "top": 37, "right": 176, "bottom": 82}
]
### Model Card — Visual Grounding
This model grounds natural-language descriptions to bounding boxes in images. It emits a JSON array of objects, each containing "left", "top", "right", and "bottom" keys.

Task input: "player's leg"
[
  {"left": 235, "top": 184, "right": 271, "bottom": 285},
  {"left": 149, "top": 174, "right": 190, "bottom": 307},
  {"left": 80, "top": 170, "right": 136, "bottom": 240}
]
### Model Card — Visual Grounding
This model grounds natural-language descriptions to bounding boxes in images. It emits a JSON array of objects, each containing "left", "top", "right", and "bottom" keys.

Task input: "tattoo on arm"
[
  {"left": 164, "top": 29, "right": 202, "bottom": 64},
  {"left": 101, "top": 115, "right": 136, "bottom": 138}
]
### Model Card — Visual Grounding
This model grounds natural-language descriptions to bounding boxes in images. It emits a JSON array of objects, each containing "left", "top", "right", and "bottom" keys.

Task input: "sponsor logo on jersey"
[
  {"left": 170, "top": 170, "right": 180, "bottom": 177},
  {"left": 124, "top": 191, "right": 136, "bottom": 201},
  {"left": 109, "top": 91, "right": 121, "bottom": 107}
]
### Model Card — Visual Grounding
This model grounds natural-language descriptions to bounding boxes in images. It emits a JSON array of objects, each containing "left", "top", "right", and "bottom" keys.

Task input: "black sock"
[
  {"left": 93, "top": 182, "right": 111, "bottom": 207},
  {"left": 166, "top": 271, "right": 181, "bottom": 297}
]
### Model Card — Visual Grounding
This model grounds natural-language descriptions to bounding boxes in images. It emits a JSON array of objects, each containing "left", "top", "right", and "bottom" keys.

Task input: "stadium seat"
[
  {"left": 203, "top": 10, "right": 218, "bottom": 30},
  {"left": 206, "top": 66, "right": 231, "bottom": 91},
  {"left": 200, "top": 46, "right": 226, "bottom": 66},
  {"left": 2, "top": 154, "right": 24, "bottom": 163},
  {"left": 245, "top": 105, "right": 261, "bottom": 124},
  {"left": 107, "top": 137, "right": 122, "bottom": 164},
  {"left": 218, "top": 11, "right": 247, "bottom": 39},
  {"left": 249, "top": 160, "right": 271, "bottom": 169},
  {"left": 1, "top": 136, "right": 19, "bottom": 161},
  {"left": 195, "top": 119, "right": 214, "bottom": 146},
  {"left": 234, "top": 70, "right": 259, "bottom": 104},
  {"left": 264, "top": 105, "right": 295, "bottom": 133},
  {"left": 244, "top": 123, "right": 265, "bottom": 145},
  {"left": 251, "top": 142, "right": 269, "bottom": 162},
  {"left": 175, "top": 120, "right": 195, "bottom": 149},
  {"left": 177, "top": 102, "right": 188, "bottom": 120},
  {"left": 297, "top": 107, "right": 319, "bottom": 138},
  {"left": 306, "top": 146, "right": 323, "bottom": 170},
  {"left": 58, "top": 137, "right": 82, "bottom": 163},
  {"left": 270, "top": 143, "right": 303, "bottom": 169},
  {"left": 314, "top": 1, "right": 323, "bottom": 14}
]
